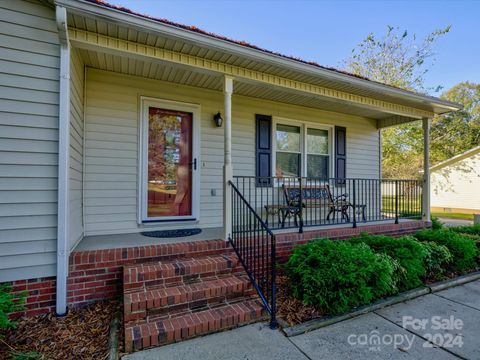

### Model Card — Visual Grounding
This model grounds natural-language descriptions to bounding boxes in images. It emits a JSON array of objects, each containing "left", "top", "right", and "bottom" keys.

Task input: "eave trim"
[
  {"left": 55, "top": 0, "right": 462, "bottom": 114},
  {"left": 69, "top": 28, "right": 435, "bottom": 119}
]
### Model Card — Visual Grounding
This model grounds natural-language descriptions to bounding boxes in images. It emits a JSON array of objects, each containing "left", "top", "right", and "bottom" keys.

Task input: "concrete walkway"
[
  {"left": 123, "top": 280, "right": 480, "bottom": 360},
  {"left": 438, "top": 217, "right": 473, "bottom": 228}
]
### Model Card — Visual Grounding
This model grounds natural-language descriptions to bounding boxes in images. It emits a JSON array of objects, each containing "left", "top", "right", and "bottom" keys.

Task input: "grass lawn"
[
  {"left": 381, "top": 195, "right": 421, "bottom": 218},
  {"left": 431, "top": 212, "right": 474, "bottom": 221}
]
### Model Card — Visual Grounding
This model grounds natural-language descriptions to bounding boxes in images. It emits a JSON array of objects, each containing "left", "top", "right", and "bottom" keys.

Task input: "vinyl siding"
[
  {"left": 84, "top": 68, "right": 379, "bottom": 236},
  {"left": 431, "top": 152, "right": 480, "bottom": 211},
  {"left": 69, "top": 47, "right": 84, "bottom": 250},
  {"left": 0, "top": 0, "right": 59, "bottom": 282}
]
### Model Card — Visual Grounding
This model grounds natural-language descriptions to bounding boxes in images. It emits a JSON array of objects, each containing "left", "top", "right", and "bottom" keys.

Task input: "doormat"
[{"left": 141, "top": 228, "right": 202, "bottom": 238}]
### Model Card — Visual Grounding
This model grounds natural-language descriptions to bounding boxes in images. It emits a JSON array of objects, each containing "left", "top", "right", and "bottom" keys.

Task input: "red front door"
[{"left": 147, "top": 107, "right": 193, "bottom": 218}]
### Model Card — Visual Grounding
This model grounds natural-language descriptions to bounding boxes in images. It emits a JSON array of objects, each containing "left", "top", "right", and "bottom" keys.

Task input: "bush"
[
  {"left": 414, "top": 229, "right": 477, "bottom": 272},
  {"left": 454, "top": 233, "right": 480, "bottom": 263},
  {"left": 348, "top": 234, "right": 426, "bottom": 291},
  {"left": 284, "top": 239, "right": 398, "bottom": 315},
  {"left": 422, "top": 241, "right": 453, "bottom": 280},
  {"left": 450, "top": 224, "right": 480, "bottom": 236},
  {"left": 431, "top": 216, "right": 444, "bottom": 230},
  {"left": 0, "top": 283, "right": 26, "bottom": 336},
  {"left": 8, "top": 352, "right": 38, "bottom": 360},
  {"left": 455, "top": 232, "right": 480, "bottom": 245}
]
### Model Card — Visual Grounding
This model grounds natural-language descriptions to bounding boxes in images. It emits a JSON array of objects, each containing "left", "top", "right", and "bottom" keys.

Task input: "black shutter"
[
  {"left": 335, "top": 126, "right": 346, "bottom": 183},
  {"left": 255, "top": 114, "right": 272, "bottom": 187}
]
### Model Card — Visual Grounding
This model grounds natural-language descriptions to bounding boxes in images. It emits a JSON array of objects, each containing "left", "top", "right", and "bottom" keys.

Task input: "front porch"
[
  {"left": 66, "top": 62, "right": 431, "bottom": 247},
  {"left": 74, "top": 218, "right": 425, "bottom": 252},
  {"left": 51, "top": 2, "right": 447, "bottom": 349},
  {"left": 66, "top": 219, "right": 427, "bottom": 352},
  {"left": 62, "top": 40, "right": 434, "bottom": 328}
]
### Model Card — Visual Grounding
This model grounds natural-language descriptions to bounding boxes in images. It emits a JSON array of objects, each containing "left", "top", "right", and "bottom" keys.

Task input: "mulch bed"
[
  {"left": 276, "top": 275, "right": 323, "bottom": 326},
  {"left": 0, "top": 301, "right": 121, "bottom": 360}
]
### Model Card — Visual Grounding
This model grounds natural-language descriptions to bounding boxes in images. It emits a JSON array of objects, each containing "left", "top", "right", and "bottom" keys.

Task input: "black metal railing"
[
  {"left": 233, "top": 176, "right": 423, "bottom": 232},
  {"left": 228, "top": 180, "right": 277, "bottom": 329}
]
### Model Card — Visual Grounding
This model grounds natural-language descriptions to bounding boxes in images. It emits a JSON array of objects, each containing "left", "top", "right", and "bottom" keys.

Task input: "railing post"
[
  {"left": 395, "top": 180, "right": 399, "bottom": 224},
  {"left": 352, "top": 179, "right": 357, "bottom": 228},
  {"left": 298, "top": 177, "right": 303, "bottom": 233},
  {"left": 270, "top": 234, "right": 277, "bottom": 329}
]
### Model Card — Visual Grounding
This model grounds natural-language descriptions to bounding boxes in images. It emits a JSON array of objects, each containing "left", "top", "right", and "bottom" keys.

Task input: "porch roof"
[{"left": 56, "top": 0, "right": 462, "bottom": 126}]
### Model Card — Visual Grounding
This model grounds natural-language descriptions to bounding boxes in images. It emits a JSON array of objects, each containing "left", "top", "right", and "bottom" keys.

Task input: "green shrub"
[
  {"left": 450, "top": 224, "right": 480, "bottom": 236},
  {"left": 284, "top": 239, "right": 398, "bottom": 315},
  {"left": 421, "top": 241, "right": 453, "bottom": 280},
  {"left": 0, "top": 283, "right": 26, "bottom": 334},
  {"left": 455, "top": 233, "right": 480, "bottom": 263},
  {"left": 456, "top": 232, "right": 480, "bottom": 245},
  {"left": 8, "top": 352, "right": 39, "bottom": 360},
  {"left": 430, "top": 216, "right": 444, "bottom": 230},
  {"left": 414, "top": 229, "right": 477, "bottom": 272},
  {"left": 348, "top": 234, "right": 427, "bottom": 291}
]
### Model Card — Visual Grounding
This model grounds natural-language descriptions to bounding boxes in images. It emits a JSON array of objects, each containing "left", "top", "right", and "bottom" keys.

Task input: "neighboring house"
[
  {"left": 431, "top": 146, "right": 480, "bottom": 214},
  {"left": 0, "top": 0, "right": 461, "bottom": 351}
]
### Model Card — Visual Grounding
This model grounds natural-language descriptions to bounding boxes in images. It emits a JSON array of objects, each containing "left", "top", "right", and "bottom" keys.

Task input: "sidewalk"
[
  {"left": 123, "top": 280, "right": 480, "bottom": 360},
  {"left": 438, "top": 217, "right": 473, "bottom": 227}
]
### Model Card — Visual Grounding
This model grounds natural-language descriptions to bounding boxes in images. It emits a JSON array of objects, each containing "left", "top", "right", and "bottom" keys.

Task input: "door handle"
[{"left": 189, "top": 158, "right": 197, "bottom": 170}]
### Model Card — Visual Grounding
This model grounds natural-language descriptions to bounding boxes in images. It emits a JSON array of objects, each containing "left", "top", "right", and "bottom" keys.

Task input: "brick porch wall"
[
  {"left": 275, "top": 221, "right": 431, "bottom": 262},
  {"left": 8, "top": 221, "right": 428, "bottom": 316}
]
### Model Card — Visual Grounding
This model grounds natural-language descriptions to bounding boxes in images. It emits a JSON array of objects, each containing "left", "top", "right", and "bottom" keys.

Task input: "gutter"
[
  {"left": 56, "top": 0, "right": 461, "bottom": 114},
  {"left": 55, "top": 5, "right": 70, "bottom": 316}
]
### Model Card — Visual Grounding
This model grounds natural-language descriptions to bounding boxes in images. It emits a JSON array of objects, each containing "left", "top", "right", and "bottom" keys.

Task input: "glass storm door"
[{"left": 145, "top": 107, "right": 194, "bottom": 219}]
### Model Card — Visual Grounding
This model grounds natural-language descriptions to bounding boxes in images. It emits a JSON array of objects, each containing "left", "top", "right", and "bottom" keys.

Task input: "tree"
[
  {"left": 346, "top": 25, "right": 450, "bottom": 93},
  {"left": 431, "top": 82, "right": 480, "bottom": 164},
  {"left": 344, "top": 26, "right": 451, "bottom": 178}
]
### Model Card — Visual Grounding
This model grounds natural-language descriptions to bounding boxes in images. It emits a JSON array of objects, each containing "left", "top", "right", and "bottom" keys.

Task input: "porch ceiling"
[
  {"left": 64, "top": 11, "right": 454, "bottom": 113},
  {"left": 77, "top": 47, "right": 417, "bottom": 125}
]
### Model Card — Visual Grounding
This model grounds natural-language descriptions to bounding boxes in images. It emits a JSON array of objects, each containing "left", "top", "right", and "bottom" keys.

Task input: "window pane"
[
  {"left": 276, "top": 124, "right": 300, "bottom": 152},
  {"left": 307, "top": 128, "right": 328, "bottom": 154},
  {"left": 276, "top": 152, "right": 301, "bottom": 177},
  {"left": 307, "top": 154, "right": 329, "bottom": 178},
  {"left": 147, "top": 107, "right": 192, "bottom": 217}
]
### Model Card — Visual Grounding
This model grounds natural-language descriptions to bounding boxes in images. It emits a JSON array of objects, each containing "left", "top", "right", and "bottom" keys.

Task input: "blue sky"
[{"left": 110, "top": 0, "right": 479, "bottom": 94}]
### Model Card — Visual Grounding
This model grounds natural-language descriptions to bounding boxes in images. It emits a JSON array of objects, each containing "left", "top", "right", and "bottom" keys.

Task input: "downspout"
[{"left": 55, "top": 5, "right": 70, "bottom": 316}]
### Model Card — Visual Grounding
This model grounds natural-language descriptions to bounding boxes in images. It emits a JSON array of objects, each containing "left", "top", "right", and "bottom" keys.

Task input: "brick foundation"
[
  {"left": 7, "top": 221, "right": 428, "bottom": 316},
  {"left": 10, "top": 277, "right": 56, "bottom": 317},
  {"left": 275, "top": 221, "right": 430, "bottom": 262}
]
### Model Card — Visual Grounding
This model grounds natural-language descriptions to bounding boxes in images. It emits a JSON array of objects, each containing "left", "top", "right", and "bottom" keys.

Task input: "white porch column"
[
  {"left": 223, "top": 76, "right": 234, "bottom": 241},
  {"left": 422, "top": 117, "right": 431, "bottom": 222}
]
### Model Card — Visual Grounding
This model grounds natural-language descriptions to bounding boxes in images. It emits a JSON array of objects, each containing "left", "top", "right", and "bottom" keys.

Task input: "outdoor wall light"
[{"left": 213, "top": 112, "right": 223, "bottom": 127}]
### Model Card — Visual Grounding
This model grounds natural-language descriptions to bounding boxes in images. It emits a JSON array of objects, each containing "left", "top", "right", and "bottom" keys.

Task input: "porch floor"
[
  {"left": 75, "top": 227, "right": 224, "bottom": 251},
  {"left": 74, "top": 219, "right": 423, "bottom": 251}
]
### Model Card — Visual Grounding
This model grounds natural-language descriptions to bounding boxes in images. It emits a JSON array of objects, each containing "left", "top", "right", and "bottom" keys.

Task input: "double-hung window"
[
  {"left": 307, "top": 128, "right": 330, "bottom": 178},
  {"left": 275, "top": 122, "right": 331, "bottom": 178},
  {"left": 275, "top": 124, "right": 301, "bottom": 177}
]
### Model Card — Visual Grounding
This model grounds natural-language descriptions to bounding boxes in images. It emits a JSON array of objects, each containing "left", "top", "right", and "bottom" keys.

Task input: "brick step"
[
  {"left": 125, "top": 299, "right": 266, "bottom": 352},
  {"left": 123, "top": 254, "right": 242, "bottom": 293},
  {"left": 124, "top": 275, "right": 255, "bottom": 324}
]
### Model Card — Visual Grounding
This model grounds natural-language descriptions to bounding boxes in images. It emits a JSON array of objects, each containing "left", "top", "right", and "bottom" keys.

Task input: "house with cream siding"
[
  {"left": 431, "top": 146, "right": 480, "bottom": 214},
  {"left": 0, "top": 0, "right": 462, "bottom": 352}
]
